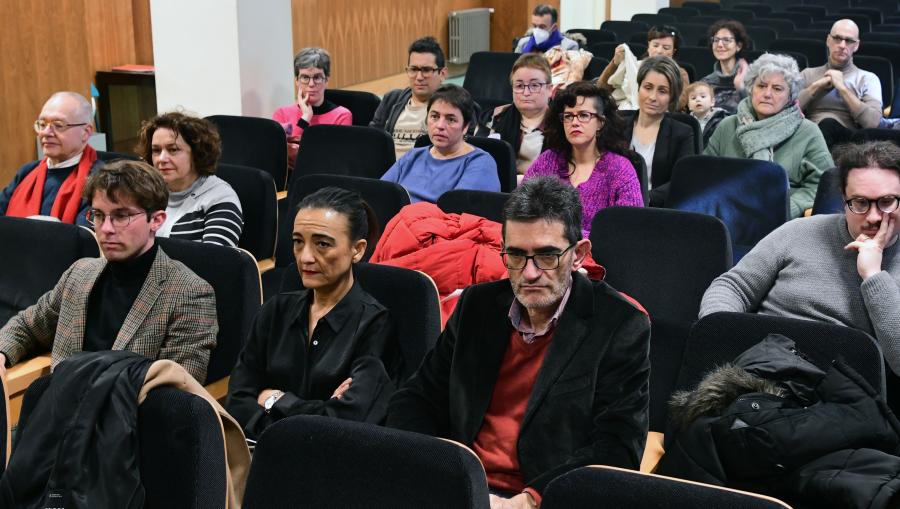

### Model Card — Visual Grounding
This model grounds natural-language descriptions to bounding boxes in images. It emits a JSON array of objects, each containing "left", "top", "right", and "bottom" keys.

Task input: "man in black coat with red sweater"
[{"left": 387, "top": 177, "right": 651, "bottom": 509}]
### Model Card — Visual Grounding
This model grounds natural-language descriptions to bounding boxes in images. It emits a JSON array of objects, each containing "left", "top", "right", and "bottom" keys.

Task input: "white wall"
[
  {"left": 560, "top": 0, "right": 605, "bottom": 31},
  {"left": 610, "top": 0, "right": 668, "bottom": 23},
  {"left": 151, "top": 0, "right": 294, "bottom": 118}
]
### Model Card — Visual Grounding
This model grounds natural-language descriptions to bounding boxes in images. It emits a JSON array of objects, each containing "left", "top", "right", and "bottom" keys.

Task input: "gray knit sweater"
[{"left": 700, "top": 214, "right": 900, "bottom": 374}]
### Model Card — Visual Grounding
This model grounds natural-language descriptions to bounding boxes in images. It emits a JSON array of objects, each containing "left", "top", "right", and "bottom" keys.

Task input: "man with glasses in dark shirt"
[
  {"left": 0, "top": 92, "right": 104, "bottom": 225},
  {"left": 0, "top": 160, "right": 218, "bottom": 382},
  {"left": 370, "top": 36, "right": 447, "bottom": 159},
  {"left": 701, "top": 141, "right": 900, "bottom": 377},
  {"left": 388, "top": 177, "right": 650, "bottom": 509}
]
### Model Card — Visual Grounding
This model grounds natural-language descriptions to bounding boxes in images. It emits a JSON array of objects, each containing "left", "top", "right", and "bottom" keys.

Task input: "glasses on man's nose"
[
  {"left": 829, "top": 34, "right": 858, "bottom": 45},
  {"left": 405, "top": 66, "right": 440, "bottom": 78},
  {"left": 845, "top": 196, "right": 900, "bottom": 215},
  {"left": 86, "top": 209, "right": 148, "bottom": 229},
  {"left": 500, "top": 244, "right": 575, "bottom": 270},
  {"left": 33, "top": 120, "right": 88, "bottom": 134},
  {"left": 297, "top": 75, "right": 327, "bottom": 85}
]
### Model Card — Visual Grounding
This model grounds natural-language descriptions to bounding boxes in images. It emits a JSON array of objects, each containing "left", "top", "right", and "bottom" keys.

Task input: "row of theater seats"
[
  {"left": 2, "top": 204, "right": 893, "bottom": 506},
  {"left": 579, "top": 0, "right": 900, "bottom": 115}
]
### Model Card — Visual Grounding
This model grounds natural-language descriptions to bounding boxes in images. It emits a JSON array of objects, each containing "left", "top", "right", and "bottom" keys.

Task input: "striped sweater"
[{"left": 158, "top": 175, "right": 243, "bottom": 247}]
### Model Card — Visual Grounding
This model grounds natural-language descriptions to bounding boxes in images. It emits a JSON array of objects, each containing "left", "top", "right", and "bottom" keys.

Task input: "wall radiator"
[{"left": 449, "top": 8, "right": 492, "bottom": 64}]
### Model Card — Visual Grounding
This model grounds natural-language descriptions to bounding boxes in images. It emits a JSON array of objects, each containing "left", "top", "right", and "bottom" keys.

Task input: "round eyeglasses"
[
  {"left": 845, "top": 196, "right": 900, "bottom": 215},
  {"left": 34, "top": 120, "right": 88, "bottom": 134},
  {"left": 86, "top": 209, "right": 148, "bottom": 229},
  {"left": 500, "top": 244, "right": 576, "bottom": 270}
]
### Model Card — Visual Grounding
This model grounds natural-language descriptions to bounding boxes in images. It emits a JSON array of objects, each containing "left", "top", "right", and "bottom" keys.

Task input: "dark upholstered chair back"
[
  {"left": 242, "top": 415, "right": 490, "bottom": 508},
  {"left": 542, "top": 466, "right": 792, "bottom": 508},
  {"left": 462, "top": 51, "right": 520, "bottom": 105},
  {"left": 668, "top": 155, "right": 789, "bottom": 263},
  {"left": 437, "top": 189, "right": 510, "bottom": 224},
  {"left": 279, "top": 262, "right": 441, "bottom": 381},
  {"left": 600, "top": 20, "right": 650, "bottom": 42},
  {"left": 292, "top": 124, "right": 396, "bottom": 182},
  {"left": 0, "top": 217, "right": 99, "bottom": 326},
  {"left": 811, "top": 168, "right": 843, "bottom": 215},
  {"left": 205, "top": 115, "right": 288, "bottom": 191},
  {"left": 215, "top": 163, "right": 278, "bottom": 261},
  {"left": 324, "top": 89, "right": 382, "bottom": 127},
  {"left": 156, "top": 238, "right": 261, "bottom": 384}
]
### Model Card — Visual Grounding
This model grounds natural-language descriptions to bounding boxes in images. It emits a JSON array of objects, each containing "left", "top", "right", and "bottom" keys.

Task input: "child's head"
[{"left": 686, "top": 81, "right": 715, "bottom": 116}]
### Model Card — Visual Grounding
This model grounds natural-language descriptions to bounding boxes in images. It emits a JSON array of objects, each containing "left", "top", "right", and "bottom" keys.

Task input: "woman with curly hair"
[
  {"left": 137, "top": 111, "right": 244, "bottom": 247},
  {"left": 701, "top": 19, "right": 751, "bottom": 114},
  {"left": 523, "top": 81, "right": 643, "bottom": 237}
]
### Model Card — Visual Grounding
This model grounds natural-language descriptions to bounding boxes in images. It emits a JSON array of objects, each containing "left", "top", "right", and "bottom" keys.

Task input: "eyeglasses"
[
  {"left": 513, "top": 82, "right": 549, "bottom": 94},
  {"left": 845, "top": 195, "right": 900, "bottom": 215},
  {"left": 86, "top": 209, "right": 148, "bottom": 229},
  {"left": 560, "top": 112, "right": 602, "bottom": 124},
  {"left": 829, "top": 34, "right": 859, "bottom": 45},
  {"left": 405, "top": 66, "right": 441, "bottom": 78},
  {"left": 501, "top": 244, "right": 575, "bottom": 270},
  {"left": 33, "top": 120, "right": 88, "bottom": 134},
  {"left": 297, "top": 74, "right": 328, "bottom": 84},
  {"left": 710, "top": 36, "right": 735, "bottom": 46}
]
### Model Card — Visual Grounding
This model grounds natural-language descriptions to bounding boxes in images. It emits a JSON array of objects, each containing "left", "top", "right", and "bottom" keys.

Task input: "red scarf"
[{"left": 6, "top": 145, "right": 97, "bottom": 224}]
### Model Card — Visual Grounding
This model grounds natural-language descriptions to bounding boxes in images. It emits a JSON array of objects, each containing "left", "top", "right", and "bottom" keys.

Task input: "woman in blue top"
[{"left": 381, "top": 84, "right": 500, "bottom": 203}]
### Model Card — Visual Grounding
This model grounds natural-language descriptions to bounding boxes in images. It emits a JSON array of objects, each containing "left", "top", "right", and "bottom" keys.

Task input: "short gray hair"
[
  {"left": 294, "top": 47, "right": 332, "bottom": 77},
  {"left": 46, "top": 91, "right": 93, "bottom": 123},
  {"left": 743, "top": 53, "right": 803, "bottom": 103}
]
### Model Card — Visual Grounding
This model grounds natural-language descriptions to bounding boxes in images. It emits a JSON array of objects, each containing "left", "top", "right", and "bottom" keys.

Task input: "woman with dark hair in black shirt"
[{"left": 226, "top": 187, "right": 398, "bottom": 439}]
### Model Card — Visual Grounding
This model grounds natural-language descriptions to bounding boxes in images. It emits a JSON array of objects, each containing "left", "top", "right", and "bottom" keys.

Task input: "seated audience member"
[
  {"left": 524, "top": 81, "right": 643, "bottom": 238},
  {"left": 476, "top": 54, "right": 552, "bottom": 177},
  {"left": 686, "top": 81, "right": 727, "bottom": 148},
  {"left": 705, "top": 53, "right": 833, "bottom": 218},
  {"left": 622, "top": 57, "right": 694, "bottom": 207},
  {"left": 387, "top": 177, "right": 651, "bottom": 508},
  {"left": 0, "top": 160, "right": 217, "bottom": 382},
  {"left": 515, "top": 4, "right": 578, "bottom": 54},
  {"left": 700, "top": 141, "right": 900, "bottom": 374},
  {"left": 226, "top": 187, "right": 399, "bottom": 439},
  {"left": 273, "top": 47, "right": 352, "bottom": 163},
  {"left": 798, "top": 20, "right": 882, "bottom": 146},
  {"left": 371, "top": 36, "right": 447, "bottom": 159},
  {"left": 0, "top": 92, "right": 102, "bottom": 225},
  {"left": 596, "top": 26, "right": 691, "bottom": 110},
  {"left": 381, "top": 84, "right": 499, "bottom": 203},
  {"left": 137, "top": 112, "right": 243, "bottom": 247},
  {"left": 701, "top": 19, "right": 750, "bottom": 114}
]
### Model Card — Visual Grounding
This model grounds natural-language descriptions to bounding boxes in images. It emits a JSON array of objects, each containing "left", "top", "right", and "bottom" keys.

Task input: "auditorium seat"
[
  {"left": 242, "top": 415, "right": 490, "bottom": 508},
  {"left": 215, "top": 163, "right": 278, "bottom": 267},
  {"left": 769, "top": 39, "right": 826, "bottom": 67},
  {"left": 462, "top": 51, "right": 520, "bottom": 106},
  {"left": 583, "top": 57, "right": 611, "bottom": 81},
  {"left": 279, "top": 262, "right": 441, "bottom": 381},
  {"left": 744, "top": 49, "right": 808, "bottom": 70},
  {"left": 853, "top": 55, "right": 894, "bottom": 107},
  {"left": 566, "top": 28, "right": 616, "bottom": 46},
  {"left": 437, "top": 189, "right": 510, "bottom": 223},
  {"left": 811, "top": 168, "right": 843, "bottom": 216},
  {"left": 205, "top": 115, "right": 288, "bottom": 192},
  {"left": 0, "top": 217, "right": 100, "bottom": 326},
  {"left": 765, "top": 11, "right": 812, "bottom": 29},
  {"left": 731, "top": 3, "right": 774, "bottom": 17},
  {"left": 682, "top": 1, "right": 722, "bottom": 13},
  {"left": 837, "top": 7, "right": 883, "bottom": 27},
  {"left": 667, "top": 155, "right": 789, "bottom": 263},
  {"left": 600, "top": 20, "right": 650, "bottom": 43},
  {"left": 324, "top": 89, "right": 381, "bottom": 127},
  {"left": 744, "top": 25, "right": 777, "bottom": 51},
  {"left": 675, "top": 47, "right": 717, "bottom": 78},
  {"left": 745, "top": 18, "right": 797, "bottom": 35},
  {"left": 715, "top": 9, "right": 757, "bottom": 24},
  {"left": 156, "top": 237, "right": 261, "bottom": 387},
  {"left": 670, "top": 23, "right": 713, "bottom": 47},
  {"left": 96, "top": 150, "right": 140, "bottom": 162},
  {"left": 785, "top": 5, "right": 828, "bottom": 19},
  {"left": 292, "top": 124, "right": 396, "bottom": 185},
  {"left": 632, "top": 13, "right": 677, "bottom": 26},
  {"left": 658, "top": 7, "right": 702, "bottom": 22},
  {"left": 543, "top": 466, "right": 793, "bottom": 508}
]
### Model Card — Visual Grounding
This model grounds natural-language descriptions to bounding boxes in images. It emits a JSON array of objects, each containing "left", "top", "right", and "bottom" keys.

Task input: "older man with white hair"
[
  {"left": 798, "top": 19, "right": 882, "bottom": 144},
  {"left": 0, "top": 91, "right": 101, "bottom": 225}
]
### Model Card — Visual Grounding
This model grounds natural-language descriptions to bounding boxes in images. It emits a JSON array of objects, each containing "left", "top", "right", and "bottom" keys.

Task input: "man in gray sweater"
[{"left": 700, "top": 141, "right": 900, "bottom": 374}]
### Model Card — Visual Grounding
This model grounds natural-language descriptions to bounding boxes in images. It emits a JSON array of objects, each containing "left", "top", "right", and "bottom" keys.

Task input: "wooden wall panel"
[
  {"left": 0, "top": 0, "right": 145, "bottom": 186},
  {"left": 132, "top": 0, "right": 155, "bottom": 64}
]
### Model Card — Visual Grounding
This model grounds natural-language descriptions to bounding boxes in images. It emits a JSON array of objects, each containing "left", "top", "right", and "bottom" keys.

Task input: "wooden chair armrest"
[{"left": 205, "top": 376, "right": 230, "bottom": 402}]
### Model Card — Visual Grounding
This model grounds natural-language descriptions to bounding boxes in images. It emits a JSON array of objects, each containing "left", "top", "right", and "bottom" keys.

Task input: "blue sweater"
[{"left": 381, "top": 146, "right": 499, "bottom": 203}]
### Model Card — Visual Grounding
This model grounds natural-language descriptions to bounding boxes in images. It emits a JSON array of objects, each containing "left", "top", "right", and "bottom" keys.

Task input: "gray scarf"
[{"left": 734, "top": 97, "right": 803, "bottom": 161}]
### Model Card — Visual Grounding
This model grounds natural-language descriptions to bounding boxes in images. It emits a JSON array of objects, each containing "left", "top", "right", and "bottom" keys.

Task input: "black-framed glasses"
[
  {"left": 560, "top": 112, "right": 602, "bottom": 124},
  {"left": 845, "top": 195, "right": 900, "bottom": 215},
  {"left": 405, "top": 66, "right": 441, "bottom": 77},
  {"left": 33, "top": 120, "right": 88, "bottom": 134},
  {"left": 710, "top": 36, "right": 735, "bottom": 46},
  {"left": 829, "top": 34, "right": 859, "bottom": 45},
  {"left": 501, "top": 244, "right": 576, "bottom": 270},
  {"left": 512, "top": 82, "right": 548, "bottom": 94},
  {"left": 86, "top": 209, "right": 148, "bottom": 229},
  {"left": 297, "top": 74, "right": 328, "bottom": 84}
]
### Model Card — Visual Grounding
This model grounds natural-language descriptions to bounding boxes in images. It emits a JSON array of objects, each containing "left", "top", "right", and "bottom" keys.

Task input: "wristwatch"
[{"left": 264, "top": 391, "right": 284, "bottom": 414}]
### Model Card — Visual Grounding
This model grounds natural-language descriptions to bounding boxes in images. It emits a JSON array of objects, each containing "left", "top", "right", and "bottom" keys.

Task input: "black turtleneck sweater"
[{"left": 83, "top": 243, "right": 158, "bottom": 352}]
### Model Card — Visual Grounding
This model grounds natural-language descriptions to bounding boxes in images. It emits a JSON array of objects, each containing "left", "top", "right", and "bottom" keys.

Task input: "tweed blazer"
[{"left": 0, "top": 246, "right": 217, "bottom": 382}]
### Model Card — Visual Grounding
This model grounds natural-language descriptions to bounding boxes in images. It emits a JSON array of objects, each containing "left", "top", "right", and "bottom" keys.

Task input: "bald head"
[
  {"left": 37, "top": 91, "right": 94, "bottom": 164},
  {"left": 826, "top": 19, "right": 860, "bottom": 68}
]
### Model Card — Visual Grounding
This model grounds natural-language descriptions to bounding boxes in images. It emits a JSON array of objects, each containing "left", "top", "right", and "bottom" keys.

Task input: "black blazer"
[
  {"left": 621, "top": 111, "right": 696, "bottom": 206},
  {"left": 386, "top": 273, "right": 651, "bottom": 493}
]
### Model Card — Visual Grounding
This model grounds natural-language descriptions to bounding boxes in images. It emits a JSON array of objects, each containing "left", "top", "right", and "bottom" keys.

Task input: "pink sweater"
[
  {"left": 524, "top": 149, "right": 644, "bottom": 237},
  {"left": 272, "top": 101, "right": 353, "bottom": 138}
]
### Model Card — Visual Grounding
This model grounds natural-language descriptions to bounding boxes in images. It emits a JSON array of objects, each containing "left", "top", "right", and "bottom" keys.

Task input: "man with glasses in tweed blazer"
[{"left": 0, "top": 160, "right": 218, "bottom": 382}]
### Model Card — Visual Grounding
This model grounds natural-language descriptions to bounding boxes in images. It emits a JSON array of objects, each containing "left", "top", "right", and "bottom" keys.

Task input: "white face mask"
[{"left": 532, "top": 28, "right": 550, "bottom": 45}]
